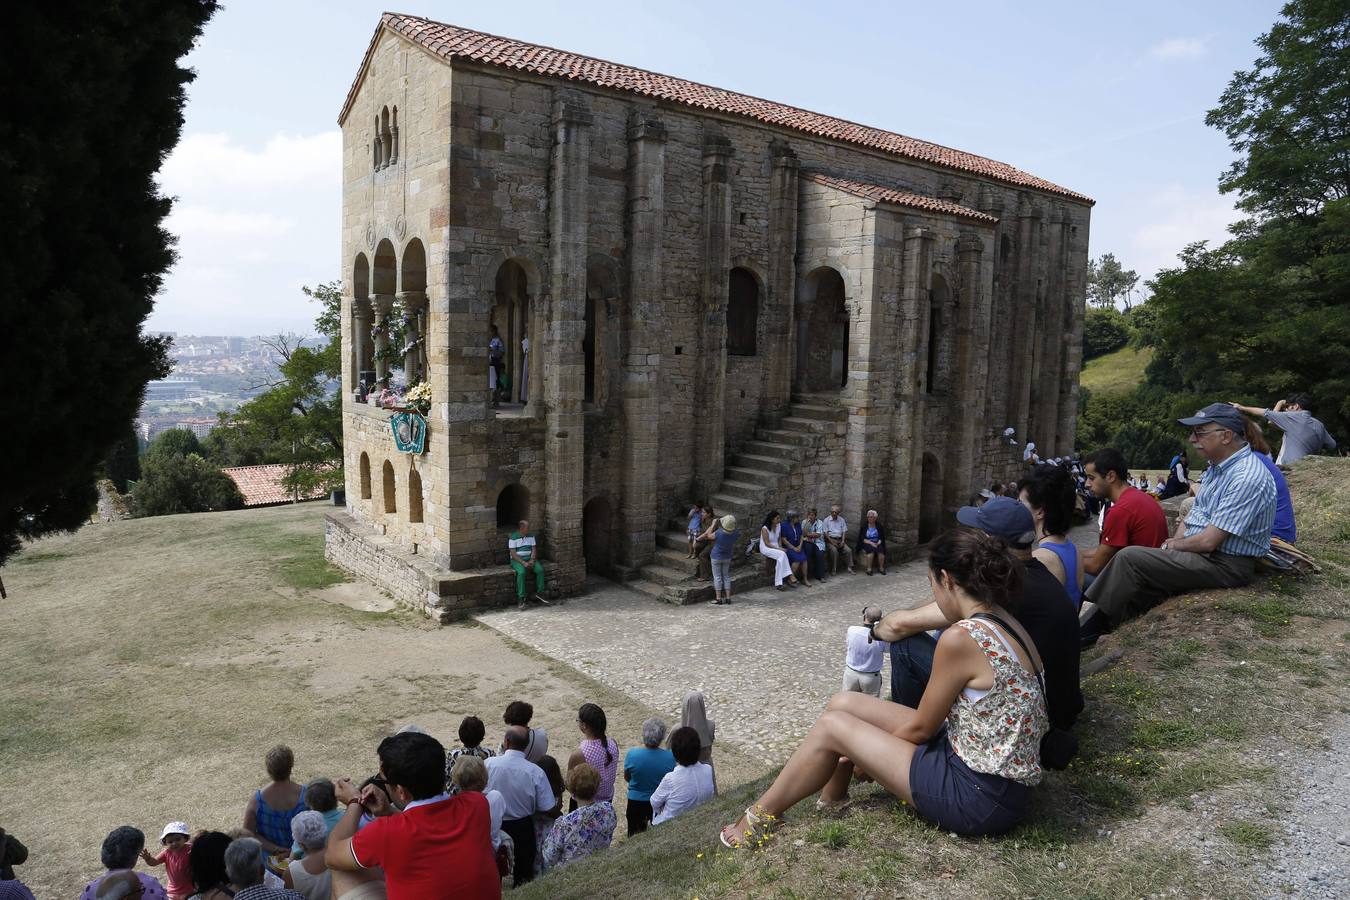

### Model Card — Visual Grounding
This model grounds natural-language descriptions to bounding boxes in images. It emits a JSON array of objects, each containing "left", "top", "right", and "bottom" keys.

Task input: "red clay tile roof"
[
  {"left": 340, "top": 14, "right": 1091, "bottom": 204},
  {"left": 222, "top": 464, "right": 329, "bottom": 508},
  {"left": 804, "top": 172, "right": 999, "bottom": 224}
]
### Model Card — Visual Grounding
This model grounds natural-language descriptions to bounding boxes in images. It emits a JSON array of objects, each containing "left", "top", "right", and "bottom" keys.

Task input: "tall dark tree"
[{"left": 0, "top": 2, "right": 218, "bottom": 565}]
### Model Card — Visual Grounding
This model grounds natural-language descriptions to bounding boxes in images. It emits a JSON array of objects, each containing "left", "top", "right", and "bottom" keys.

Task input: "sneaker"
[
  {"left": 517, "top": 600, "right": 527, "bottom": 610},
  {"left": 533, "top": 594, "right": 551, "bottom": 606}
]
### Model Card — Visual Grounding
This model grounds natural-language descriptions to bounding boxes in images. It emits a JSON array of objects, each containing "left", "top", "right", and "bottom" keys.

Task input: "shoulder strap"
[{"left": 970, "top": 612, "right": 1045, "bottom": 692}]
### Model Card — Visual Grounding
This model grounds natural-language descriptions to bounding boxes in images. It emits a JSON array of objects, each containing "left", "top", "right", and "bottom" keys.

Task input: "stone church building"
[{"left": 325, "top": 13, "right": 1093, "bottom": 618}]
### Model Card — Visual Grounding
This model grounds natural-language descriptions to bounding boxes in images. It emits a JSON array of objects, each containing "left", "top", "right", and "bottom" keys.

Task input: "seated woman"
[
  {"left": 284, "top": 813, "right": 332, "bottom": 900},
  {"left": 1019, "top": 463, "right": 1084, "bottom": 608},
  {"left": 719, "top": 528, "right": 1048, "bottom": 844},
  {"left": 759, "top": 511, "right": 798, "bottom": 590},
  {"left": 1245, "top": 420, "right": 1296, "bottom": 543},
  {"left": 780, "top": 510, "right": 811, "bottom": 587},
  {"left": 650, "top": 727, "right": 716, "bottom": 825},
  {"left": 243, "top": 745, "right": 307, "bottom": 854},
  {"left": 540, "top": 763, "right": 616, "bottom": 871},
  {"left": 855, "top": 510, "right": 888, "bottom": 575}
]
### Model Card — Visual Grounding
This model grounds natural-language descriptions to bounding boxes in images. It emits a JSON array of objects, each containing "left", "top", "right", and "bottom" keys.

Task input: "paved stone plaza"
[{"left": 478, "top": 526, "right": 1099, "bottom": 767}]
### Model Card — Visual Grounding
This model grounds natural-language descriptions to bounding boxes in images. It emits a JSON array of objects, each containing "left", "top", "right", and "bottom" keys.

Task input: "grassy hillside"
[
  {"left": 1080, "top": 345, "right": 1153, "bottom": 397},
  {"left": 518, "top": 459, "right": 1350, "bottom": 899}
]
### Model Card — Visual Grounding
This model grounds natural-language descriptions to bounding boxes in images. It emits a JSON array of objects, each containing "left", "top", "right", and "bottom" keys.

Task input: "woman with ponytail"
[
  {"left": 719, "top": 528, "right": 1048, "bottom": 845},
  {"left": 567, "top": 703, "right": 620, "bottom": 811}
]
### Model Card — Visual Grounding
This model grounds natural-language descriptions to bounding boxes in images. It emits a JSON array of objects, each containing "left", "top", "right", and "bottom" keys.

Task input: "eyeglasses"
[{"left": 1189, "top": 428, "right": 1222, "bottom": 438}]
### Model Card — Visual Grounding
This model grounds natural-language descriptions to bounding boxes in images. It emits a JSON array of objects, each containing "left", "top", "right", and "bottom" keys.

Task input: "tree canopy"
[
  {"left": 131, "top": 430, "right": 243, "bottom": 517},
  {"left": 1087, "top": 253, "right": 1141, "bottom": 310},
  {"left": 0, "top": 1, "right": 218, "bottom": 565}
]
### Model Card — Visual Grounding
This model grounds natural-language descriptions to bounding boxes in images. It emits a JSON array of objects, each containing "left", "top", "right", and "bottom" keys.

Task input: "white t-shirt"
[{"left": 845, "top": 624, "right": 887, "bottom": 673}]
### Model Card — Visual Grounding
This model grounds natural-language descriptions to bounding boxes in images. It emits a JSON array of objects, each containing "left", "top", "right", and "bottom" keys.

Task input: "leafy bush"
[
  {"left": 1084, "top": 307, "right": 1132, "bottom": 361},
  {"left": 131, "top": 453, "right": 244, "bottom": 517}
]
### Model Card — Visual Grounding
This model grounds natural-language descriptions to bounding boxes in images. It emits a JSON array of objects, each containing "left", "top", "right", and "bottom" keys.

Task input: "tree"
[
  {"left": 1087, "top": 253, "right": 1141, "bottom": 310},
  {"left": 145, "top": 428, "right": 203, "bottom": 463},
  {"left": 102, "top": 425, "right": 142, "bottom": 494},
  {"left": 131, "top": 453, "right": 244, "bottom": 517},
  {"left": 217, "top": 282, "right": 344, "bottom": 496},
  {"left": 0, "top": 1, "right": 219, "bottom": 566},
  {"left": 1082, "top": 307, "right": 1133, "bottom": 361}
]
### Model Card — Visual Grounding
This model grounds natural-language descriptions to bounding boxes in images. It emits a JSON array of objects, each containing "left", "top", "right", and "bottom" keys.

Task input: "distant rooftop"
[
  {"left": 341, "top": 13, "right": 1091, "bottom": 204},
  {"left": 222, "top": 464, "right": 330, "bottom": 508}
]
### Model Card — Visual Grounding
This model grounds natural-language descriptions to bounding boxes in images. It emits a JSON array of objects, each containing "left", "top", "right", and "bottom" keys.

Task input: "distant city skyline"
[{"left": 147, "top": 0, "right": 1283, "bottom": 335}]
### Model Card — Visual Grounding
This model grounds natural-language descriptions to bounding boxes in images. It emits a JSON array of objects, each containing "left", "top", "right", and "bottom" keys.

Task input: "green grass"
[
  {"left": 1219, "top": 820, "right": 1275, "bottom": 851},
  {"left": 1080, "top": 345, "right": 1153, "bottom": 397}
]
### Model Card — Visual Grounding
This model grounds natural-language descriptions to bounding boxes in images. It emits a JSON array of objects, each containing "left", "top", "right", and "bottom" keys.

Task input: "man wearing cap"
[
  {"left": 1229, "top": 393, "right": 1337, "bottom": 465},
  {"left": 1081, "top": 403, "right": 1276, "bottom": 634},
  {"left": 876, "top": 497, "right": 1083, "bottom": 743}
]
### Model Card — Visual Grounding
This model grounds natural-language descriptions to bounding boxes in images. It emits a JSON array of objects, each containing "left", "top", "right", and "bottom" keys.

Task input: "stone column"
[
  {"left": 694, "top": 133, "right": 732, "bottom": 499},
  {"left": 1008, "top": 201, "right": 1042, "bottom": 442},
  {"left": 543, "top": 90, "right": 591, "bottom": 590},
  {"left": 945, "top": 232, "right": 990, "bottom": 510},
  {"left": 619, "top": 112, "right": 666, "bottom": 569},
  {"left": 351, "top": 298, "right": 372, "bottom": 394},
  {"left": 1032, "top": 210, "right": 1067, "bottom": 453},
  {"left": 397, "top": 290, "right": 427, "bottom": 384},
  {"left": 890, "top": 225, "right": 933, "bottom": 548},
  {"left": 763, "top": 142, "right": 800, "bottom": 422},
  {"left": 370, "top": 293, "right": 394, "bottom": 381},
  {"left": 1057, "top": 213, "right": 1089, "bottom": 453}
]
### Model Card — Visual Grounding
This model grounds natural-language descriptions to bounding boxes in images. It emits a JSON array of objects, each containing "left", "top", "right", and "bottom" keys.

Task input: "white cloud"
[
  {"left": 1128, "top": 185, "right": 1242, "bottom": 283},
  {"left": 1150, "top": 37, "right": 1208, "bottom": 60},
  {"left": 148, "top": 130, "right": 341, "bottom": 336}
]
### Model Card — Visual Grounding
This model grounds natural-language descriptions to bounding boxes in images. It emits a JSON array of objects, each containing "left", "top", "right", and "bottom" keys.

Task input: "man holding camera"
[{"left": 1229, "top": 393, "right": 1337, "bottom": 465}]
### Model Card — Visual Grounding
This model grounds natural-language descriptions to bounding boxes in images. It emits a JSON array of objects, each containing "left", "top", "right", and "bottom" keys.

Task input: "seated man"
[
  {"left": 1230, "top": 393, "right": 1337, "bottom": 465},
  {"left": 508, "top": 519, "right": 548, "bottom": 609},
  {"left": 326, "top": 732, "right": 500, "bottom": 900},
  {"left": 821, "top": 505, "right": 854, "bottom": 574},
  {"left": 881, "top": 497, "right": 1082, "bottom": 759},
  {"left": 1082, "top": 403, "right": 1276, "bottom": 634},
  {"left": 1081, "top": 448, "right": 1169, "bottom": 581}
]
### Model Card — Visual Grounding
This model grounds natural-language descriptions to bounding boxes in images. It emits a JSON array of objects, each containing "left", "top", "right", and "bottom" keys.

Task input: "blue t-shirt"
[
  {"left": 711, "top": 529, "right": 740, "bottom": 560},
  {"left": 624, "top": 746, "right": 677, "bottom": 801},
  {"left": 1254, "top": 451, "right": 1296, "bottom": 543}
]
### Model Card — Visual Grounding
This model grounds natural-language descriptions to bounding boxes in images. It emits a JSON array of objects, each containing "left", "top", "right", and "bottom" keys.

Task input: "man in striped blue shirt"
[{"left": 1082, "top": 403, "right": 1275, "bottom": 630}]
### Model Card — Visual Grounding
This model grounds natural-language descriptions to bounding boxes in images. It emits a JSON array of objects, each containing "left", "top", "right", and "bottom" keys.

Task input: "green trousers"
[{"left": 511, "top": 559, "right": 545, "bottom": 598}]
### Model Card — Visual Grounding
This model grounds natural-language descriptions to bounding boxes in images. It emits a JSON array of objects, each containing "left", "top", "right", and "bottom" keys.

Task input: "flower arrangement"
[{"left": 404, "top": 380, "right": 433, "bottom": 414}]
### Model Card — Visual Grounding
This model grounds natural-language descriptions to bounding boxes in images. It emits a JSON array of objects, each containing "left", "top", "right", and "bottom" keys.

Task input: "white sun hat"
[{"left": 160, "top": 822, "right": 190, "bottom": 841}]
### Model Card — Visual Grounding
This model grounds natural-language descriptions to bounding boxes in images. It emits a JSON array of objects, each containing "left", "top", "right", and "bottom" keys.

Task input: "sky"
[{"left": 147, "top": 0, "right": 1287, "bottom": 336}]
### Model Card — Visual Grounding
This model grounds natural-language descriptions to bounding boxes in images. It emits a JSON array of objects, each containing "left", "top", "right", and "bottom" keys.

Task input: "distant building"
[
  {"left": 223, "top": 464, "right": 330, "bottom": 507},
  {"left": 144, "top": 376, "right": 200, "bottom": 401},
  {"left": 173, "top": 418, "right": 218, "bottom": 439}
]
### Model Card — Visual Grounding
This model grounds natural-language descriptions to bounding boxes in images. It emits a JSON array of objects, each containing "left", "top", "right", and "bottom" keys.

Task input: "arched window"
[
  {"left": 584, "top": 258, "right": 619, "bottom": 405},
  {"left": 389, "top": 106, "right": 400, "bottom": 165},
  {"left": 727, "top": 267, "right": 759, "bottom": 356},
  {"left": 407, "top": 468, "right": 423, "bottom": 523},
  {"left": 797, "top": 267, "right": 847, "bottom": 392},
  {"left": 382, "top": 460, "right": 396, "bottom": 514},
  {"left": 379, "top": 107, "right": 392, "bottom": 169},
  {"left": 372, "top": 115, "right": 382, "bottom": 171},
  {"left": 359, "top": 453, "right": 371, "bottom": 500},
  {"left": 496, "top": 483, "right": 529, "bottom": 529},
  {"left": 400, "top": 239, "right": 428, "bottom": 383}
]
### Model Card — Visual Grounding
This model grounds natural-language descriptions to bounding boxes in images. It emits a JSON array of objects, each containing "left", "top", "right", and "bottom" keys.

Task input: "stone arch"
[
  {"left": 381, "top": 460, "right": 396, "bottom": 515},
  {"left": 399, "top": 238, "right": 426, "bottom": 293},
  {"left": 359, "top": 452, "right": 371, "bottom": 500},
  {"left": 797, "top": 266, "right": 848, "bottom": 392},
  {"left": 492, "top": 258, "right": 534, "bottom": 407},
  {"left": 585, "top": 254, "right": 622, "bottom": 406},
  {"left": 407, "top": 467, "right": 423, "bottom": 524},
  {"left": 582, "top": 496, "right": 613, "bottom": 575},
  {"left": 351, "top": 254, "right": 374, "bottom": 391},
  {"left": 919, "top": 452, "right": 942, "bottom": 544},
  {"left": 727, "top": 266, "right": 760, "bottom": 357},
  {"left": 353, "top": 253, "right": 370, "bottom": 300},
  {"left": 371, "top": 240, "right": 397, "bottom": 296},
  {"left": 496, "top": 483, "right": 529, "bottom": 529},
  {"left": 400, "top": 239, "right": 428, "bottom": 383}
]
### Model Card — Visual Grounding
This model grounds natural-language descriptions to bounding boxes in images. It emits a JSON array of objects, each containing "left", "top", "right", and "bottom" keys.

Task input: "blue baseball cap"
[
  {"left": 956, "top": 496, "right": 1036, "bottom": 547},
  {"left": 1177, "top": 402, "right": 1246, "bottom": 434}
]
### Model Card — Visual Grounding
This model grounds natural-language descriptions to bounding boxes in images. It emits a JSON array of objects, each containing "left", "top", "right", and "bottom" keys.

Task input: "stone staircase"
[{"left": 627, "top": 393, "right": 846, "bottom": 604}]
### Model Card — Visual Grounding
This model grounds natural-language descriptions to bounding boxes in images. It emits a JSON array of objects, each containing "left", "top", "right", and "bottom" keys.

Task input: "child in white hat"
[{"left": 140, "top": 823, "right": 192, "bottom": 900}]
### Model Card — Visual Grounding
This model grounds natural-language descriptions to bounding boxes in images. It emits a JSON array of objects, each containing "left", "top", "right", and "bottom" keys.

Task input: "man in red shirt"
[
  {"left": 1082, "top": 447, "right": 1169, "bottom": 576},
  {"left": 326, "top": 732, "right": 501, "bottom": 900}
]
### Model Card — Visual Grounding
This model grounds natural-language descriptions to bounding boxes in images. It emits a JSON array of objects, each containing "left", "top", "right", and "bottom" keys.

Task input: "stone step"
[
  {"left": 642, "top": 562, "right": 692, "bottom": 587},
  {"left": 656, "top": 530, "right": 692, "bottom": 552},
  {"left": 628, "top": 579, "right": 677, "bottom": 603},
  {"left": 756, "top": 428, "right": 816, "bottom": 447},
  {"left": 653, "top": 545, "right": 697, "bottom": 573},
  {"left": 789, "top": 403, "right": 839, "bottom": 421},
  {"left": 730, "top": 452, "right": 792, "bottom": 474},
  {"left": 723, "top": 465, "right": 778, "bottom": 488},
  {"left": 780, "top": 415, "right": 831, "bottom": 433},
  {"left": 741, "top": 441, "right": 799, "bottom": 461},
  {"left": 709, "top": 493, "right": 758, "bottom": 518},
  {"left": 716, "top": 479, "right": 765, "bottom": 502}
]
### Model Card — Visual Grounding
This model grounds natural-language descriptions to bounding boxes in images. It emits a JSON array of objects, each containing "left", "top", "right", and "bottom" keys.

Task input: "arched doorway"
[
  {"left": 919, "top": 453, "right": 942, "bottom": 544},
  {"left": 382, "top": 460, "right": 397, "bottom": 514},
  {"left": 496, "top": 483, "right": 529, "bottom": 529},
  {"left": 798, "top": 267, "right": 848, "bottom": 393},
  {"left": 727, "top": 267, "right": 759, "bottom": 357},
  {"left": 582, "top": 497, "right": 612, "bottom": 574},
  {"left": 407, "top": 468, "right": 423, "bottom": 523},
  {"left": 358, "top": 452, "right": 371, "bottom": 500}
]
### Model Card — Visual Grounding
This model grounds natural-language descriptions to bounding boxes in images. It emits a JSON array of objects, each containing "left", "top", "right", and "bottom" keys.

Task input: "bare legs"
[
  {"left": 722, "top": 692, "right": 923, "bottom": 844},
  {"left": 862, "top": 551, "right": 887, "bottom": 575}
]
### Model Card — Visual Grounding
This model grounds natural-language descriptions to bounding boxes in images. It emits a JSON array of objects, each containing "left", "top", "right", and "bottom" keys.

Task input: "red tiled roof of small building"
[
  {"left": 222, "top": 464, "right": 330, "bottom": 508},
  {"left": 339, "top": 14, "right": 1091, "bottom": 204},
  {"left": 804, "top": 172, "right": 999, "bottom": 224}
]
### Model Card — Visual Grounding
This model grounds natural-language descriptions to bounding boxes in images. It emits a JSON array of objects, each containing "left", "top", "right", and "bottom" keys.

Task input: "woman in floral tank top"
[
  {"left": 720, "top": 528, "right": 1048, "bottom": 846},
  {"left": 567, "top": 703, "right": 620, "bottom": 805}
]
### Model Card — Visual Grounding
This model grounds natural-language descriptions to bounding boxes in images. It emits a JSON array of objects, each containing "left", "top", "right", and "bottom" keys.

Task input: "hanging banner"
[{"left": 390, "top": 411, "right": 427, "bottom": 454}]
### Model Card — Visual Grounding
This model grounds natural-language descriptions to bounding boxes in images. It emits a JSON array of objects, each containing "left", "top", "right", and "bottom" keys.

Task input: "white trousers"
[{"left": 759, "top": 538, "right": 793, "bottom": 585}]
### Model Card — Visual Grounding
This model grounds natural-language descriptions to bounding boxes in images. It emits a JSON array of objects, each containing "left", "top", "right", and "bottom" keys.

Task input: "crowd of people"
[
  {"left": 5, "top": 394, "right": 1336, "bottom": 898},
  {"left": 13, "top": 693, "right": 720, "bottom": 900}
]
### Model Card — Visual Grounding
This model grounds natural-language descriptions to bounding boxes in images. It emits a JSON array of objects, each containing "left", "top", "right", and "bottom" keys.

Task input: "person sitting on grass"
[
  {"left": 508, "top": 520, "right": 549, "bottom": 609},
  {"left": 650, "top": 727, "right": 716, "bottom": 825},
  {"left": 243, "top": 746, "right": 306, "bottom": 855},
  {"left": 222, "top": 838, "right": 303, "bottom": 900},
  {"left": 81, "top": 827, "right": 168, "bottom": 900},
  {"left": 288, "top": 780, "right": 341, "bottom": 859},
  {"left": 184, "top": 832, "right": 233, "bottom": 900},
  {"left": 855, "top": 509, "right": 887, "bottom": 575},
  {"left": 1019, "top": 464, "right": 1084, "bottom": 608},
  {"left": 1242, "top": 418, "right": 1296, "bottom": 543},
  {"left": 719, "top": 528, "right": 1047, "bottom": 846},
  {"left": 540, "top": 763, "right": 617, "bottom": 871},
  {"left": 622, "top": 718, "right": 677, "bottom": 835},
  {"left": 502, "top": 700, "right": 549, "bottom": 763},
  {"left": 447, "top": 715, "right": 496, "bottom": 792},
  {"left": 282, "top": 814, "right": 330, "bottom": 900}
]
